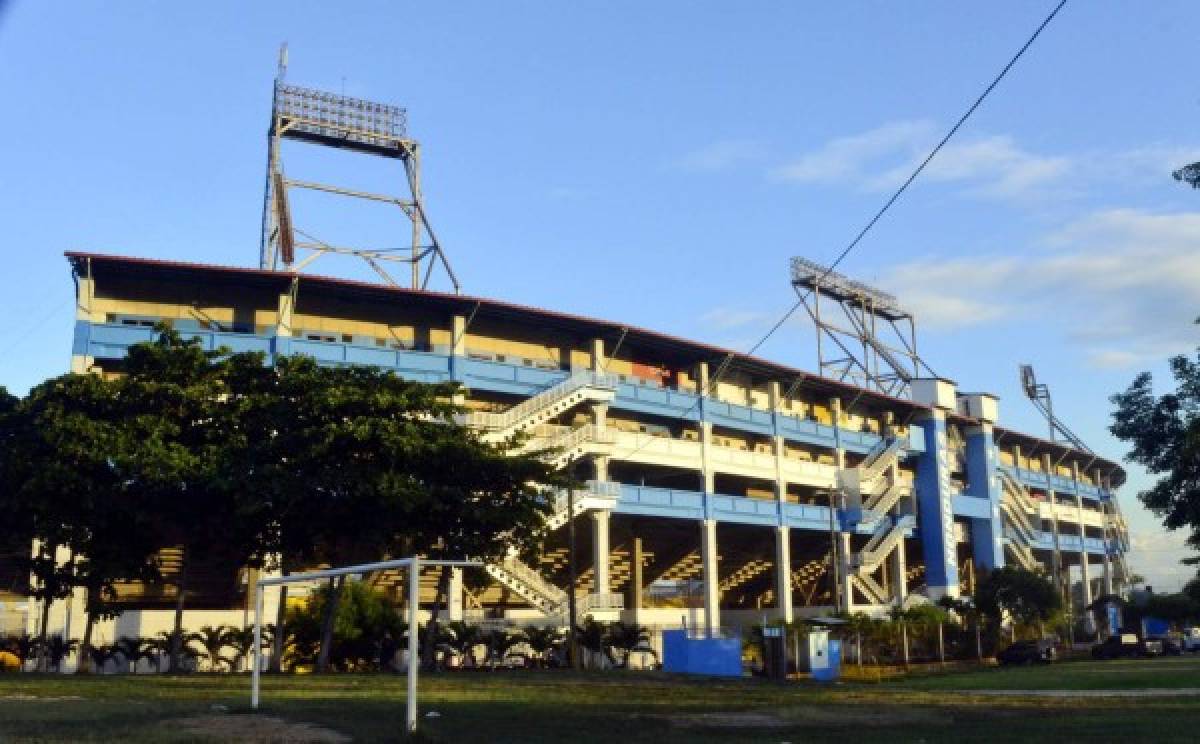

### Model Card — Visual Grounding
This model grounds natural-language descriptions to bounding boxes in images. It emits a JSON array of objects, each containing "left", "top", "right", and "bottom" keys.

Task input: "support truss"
[
  {"left": 259, "top": 46, "right": 460, "bottom": 292},
  {"left": 790, "top": 257, "right": 934, "bottom": 397}
]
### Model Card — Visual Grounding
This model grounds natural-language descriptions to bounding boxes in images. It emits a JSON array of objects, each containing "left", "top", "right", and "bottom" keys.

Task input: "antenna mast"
[{"left": 259, "top": 44, "right": 460, "bottom": 292}]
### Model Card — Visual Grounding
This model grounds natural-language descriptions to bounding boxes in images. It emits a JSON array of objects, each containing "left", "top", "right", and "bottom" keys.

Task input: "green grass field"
[{"left": 3, "top": 657, "right": 1200, "bottom": 742}]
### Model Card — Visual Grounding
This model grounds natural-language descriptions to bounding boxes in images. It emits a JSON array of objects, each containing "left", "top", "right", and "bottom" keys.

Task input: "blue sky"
[{"left": 2, "top": 1, "right": 1199, "bottom": 588}]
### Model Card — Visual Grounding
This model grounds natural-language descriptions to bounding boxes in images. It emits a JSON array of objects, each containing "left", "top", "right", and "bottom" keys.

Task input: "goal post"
[{"left": 251, "top": 556, "right": 481, "bottom": 733}]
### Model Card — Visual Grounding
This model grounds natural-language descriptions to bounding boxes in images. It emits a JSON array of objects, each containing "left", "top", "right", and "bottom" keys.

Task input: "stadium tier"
[{"left": 25, "top": 251, "right": 1129, "bottom": 647}]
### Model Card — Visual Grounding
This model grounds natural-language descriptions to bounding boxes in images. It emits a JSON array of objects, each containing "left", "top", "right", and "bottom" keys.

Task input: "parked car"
[
  {"left": 998, "top": 639, "right": 1058, "bottom": 665},
  {"left": 1092, "top": 634, "right": 1160, "bottom": 660},
  {"left": 1182, "top": 627, "right": 1200, "bottom": 652},
  {"left": 1148, "top": 635, "right": 1182, "bottom": 656}
]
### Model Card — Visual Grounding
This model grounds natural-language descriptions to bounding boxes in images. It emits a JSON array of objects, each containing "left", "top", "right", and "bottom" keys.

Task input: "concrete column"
[
  {"left": 594, "top": 456, "right": 609, "bottom": 482},
  {"left": 775, "top": 526, "right": 793, "bottom": 623},
  {"left": 840, "top": 532, "right": 855, "bottom": 612},
  {"left": 891, "top": 538, "right": 908, "bottom": 606},
  {"left": 769, "top": 381, "right": 787, "bottom": 502},
  {"left": 829, "top": 397, "right": 851, "bottom": 612},
  {"left": 591, "top": 338, "right": 606, "bottom": 372},
  {"left": 701, "top": 519, "right": 720, "bottom": 634},
  {"left": 1072, "top": 461, "right": 1093, "bottom": 607},
  {"left": 276, "top": 290, "right": 295, "bottom": 337},
  {"left": 592, "top": 511, "right": 610, "bottom": 595},
  {"left": 590, "top": 402, "right": 608, "bottom": 431},
  {"left": 447, "top": 568, "right": 464, "bottom": 622},
  {"left": 451, "top": 315, "right": 467, "bottom": 356},
  {"left": 1102, "top": 550, "right": 1114, "bottom": 596},
  {"left": 965, "top": 423, "right": 1004, "bottom": 571},
  {"left": 915, "top": 409, "right": 959, "bottom": 600},
  {"left": 1044, "top": 454, "right": 1061, "bottom": 585},
  {"left": 629, "top": 536, "right": 644, "bottom": 617},
  {"left": 699, "top": 421, "right": 715, "bottom": 493}
]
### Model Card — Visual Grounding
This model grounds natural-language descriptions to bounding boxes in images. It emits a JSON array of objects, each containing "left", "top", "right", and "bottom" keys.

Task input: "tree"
[
  {"left": 974, "top": 566, "right": 1062, "bottom": 633},
  {"left": 1110, "top": 338, "right": 1200, "bottom": 559},
  {"left": 3, "top": 374, "right": 165, "bottom": 672}
]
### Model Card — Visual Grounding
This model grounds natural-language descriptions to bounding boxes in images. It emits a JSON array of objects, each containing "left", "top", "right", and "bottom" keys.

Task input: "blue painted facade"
[
  {"left": 73, "top": 319, "right": 1116, "bottom": 571},
  {"left": 915, "top": 414, "right": 958, "bottom": 593},
  {"left": 964, "top": 427, "right": 1005, "bottom": 571}
]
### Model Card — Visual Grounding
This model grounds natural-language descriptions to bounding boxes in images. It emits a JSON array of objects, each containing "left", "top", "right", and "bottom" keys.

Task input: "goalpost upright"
[{"left": 251, "top": 556, "right": 480, "bottom": 733}]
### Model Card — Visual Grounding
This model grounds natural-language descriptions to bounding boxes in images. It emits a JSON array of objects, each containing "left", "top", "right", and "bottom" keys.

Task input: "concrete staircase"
[{"left": 460, "top": 370, "right": 617, "bottom": 440}]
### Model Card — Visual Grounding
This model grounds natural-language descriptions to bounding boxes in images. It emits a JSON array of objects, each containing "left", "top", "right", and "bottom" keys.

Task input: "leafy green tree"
[
  {"left": 287, "top": 580, "right": 405, "bottom": 671},
  {"left": 974, "top": 566, "right": 1062, "bottom": 633},
  {"left": 3, "top": 374, "right": 165, "bottom": 672},
  {"left": 1110, "top": 339, "right": 1200, "bottom": 561}
]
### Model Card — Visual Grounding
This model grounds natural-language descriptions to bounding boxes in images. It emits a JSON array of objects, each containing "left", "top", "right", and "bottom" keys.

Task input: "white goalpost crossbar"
[{"left": 251, "top": 556, "right": 481, "bottom": 733}]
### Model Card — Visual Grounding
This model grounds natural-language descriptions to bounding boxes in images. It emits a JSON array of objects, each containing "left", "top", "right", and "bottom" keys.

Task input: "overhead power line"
[
  {"left": 622, "top": 1, "right": 1070, "bottom": 461},
  {"left": 714, "top": 0, "right": 1070, "bottom": 396}
]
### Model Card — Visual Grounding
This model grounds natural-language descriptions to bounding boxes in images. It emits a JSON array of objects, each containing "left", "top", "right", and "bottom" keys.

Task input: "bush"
[{"left": 287, "top": 580, "right": 404, "bottom": 671}]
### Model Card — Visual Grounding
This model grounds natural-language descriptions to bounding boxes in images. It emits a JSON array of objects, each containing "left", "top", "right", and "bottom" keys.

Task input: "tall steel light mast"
[
  {"left": 259, "top": 45, "right": 460, "bottom": 292},
  {"left": 790, "top": 256, "right": 936, "bottom": 397}
]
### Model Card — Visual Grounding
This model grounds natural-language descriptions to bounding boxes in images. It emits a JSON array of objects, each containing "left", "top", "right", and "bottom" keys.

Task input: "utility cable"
[{"left": 616, "top": 0, "right": 1069, "bottom": 463}]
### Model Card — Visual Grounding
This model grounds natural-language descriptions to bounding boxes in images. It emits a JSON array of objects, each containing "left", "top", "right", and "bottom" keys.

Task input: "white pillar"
[
  {"left": 701, "top": 519, "right": 720, "bottom": 634},
  {"left": 448, "top": 568, "right": 464, "bottom": 622},
  {"left": 592, "top": 511, "right": 610, "bottom": 596},
  {"left": 1073, "top": 462, "right": 1092, "bottom": 607},
  {"left": 840, "top": 532, "right": 854, "bottom": 612},
  {"left": 699, "top": 421, "right": 715, "bottom": 493},
  {"left": 775, "top": 526, "right": 793, "bottom": 624},
  {"left": 891, "top": 537, "right": 908, "bottom": 606},
  {"left": 591, "top": 338, "right": 605, "bottom": 372}
]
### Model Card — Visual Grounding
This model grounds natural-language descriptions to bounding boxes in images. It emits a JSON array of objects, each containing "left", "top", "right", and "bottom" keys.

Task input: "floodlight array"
[
  {"left": 274, "top": 83, "right": 408, "bottom": 149},
  {"left": 790, "top": 256, "right": 901, "bottom": 313}
]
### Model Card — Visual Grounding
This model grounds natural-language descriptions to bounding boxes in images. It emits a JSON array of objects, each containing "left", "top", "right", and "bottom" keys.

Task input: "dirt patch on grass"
[
  {"left": 0, "top": 694, "right": 83, "bottom": 702},
  {"left": 171, "top": 714, "right": 351, "bottom": 743},
  {"left": 665, "top": 705, "right": 954, "bottom": 729}
]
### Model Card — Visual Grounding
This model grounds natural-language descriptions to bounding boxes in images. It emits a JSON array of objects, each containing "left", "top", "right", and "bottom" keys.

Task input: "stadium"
[
  {"left": 3, "top": 67, "right": 1131, "bottom": 665},
  {"left": 6, "top": 246, "right": 1127, "bottom": 656}
]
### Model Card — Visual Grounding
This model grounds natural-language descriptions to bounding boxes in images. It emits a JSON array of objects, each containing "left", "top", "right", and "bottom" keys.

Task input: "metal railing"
[
  {"left": 578, "top": 593, "right": 625, "bottom": 614},
  {"left": 460, "top": 370, "right": 617, "bottom": 432},
  {"left": 857, "top": 436, "right": 904, "bottom": 483}
]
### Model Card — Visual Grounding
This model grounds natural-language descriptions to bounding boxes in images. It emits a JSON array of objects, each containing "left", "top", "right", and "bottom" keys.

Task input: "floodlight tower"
[
  {"left": 1019, "top": 363, "right": 1091, "bottom": 453},
  {"left": 790, "top": 257, "right": 934, "bottom": 397},
  {"left": 1172, "top": 161, "right": 1200, "bottom": 189},
  {"left": 259, "top": 45, "right": 460, "bottom": 292}
]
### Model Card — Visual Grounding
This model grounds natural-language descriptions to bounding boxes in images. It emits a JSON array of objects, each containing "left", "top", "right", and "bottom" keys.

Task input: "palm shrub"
[
  {"left": 606, "top": 622, "right": 655, "bottom": 668},
  {"left": 521, "top": 625, "right": 565, "bottom": 668},
  {"left": 114, "top": 637, "right": 151, "bottom": 674},
  {"left": 482, "top": 628, "right": 527, "bottom": 669},
  {"left": 576, "top": 619, "right": 614, "bottom": 669},
  {"left": 82, "top": 643, "right": 114, "bottom": 674},
  {"left": 441, "top": 621, "right": 485, "bottom": 668},
  {"left": 43, "top": 635, "right": 78, "bottom": 672},
  {"left": 223, "top": 627, "right": 258, "bottom": 672},
  {"left": 186, "top": 625, "right": 233, "bottom": 671}
]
